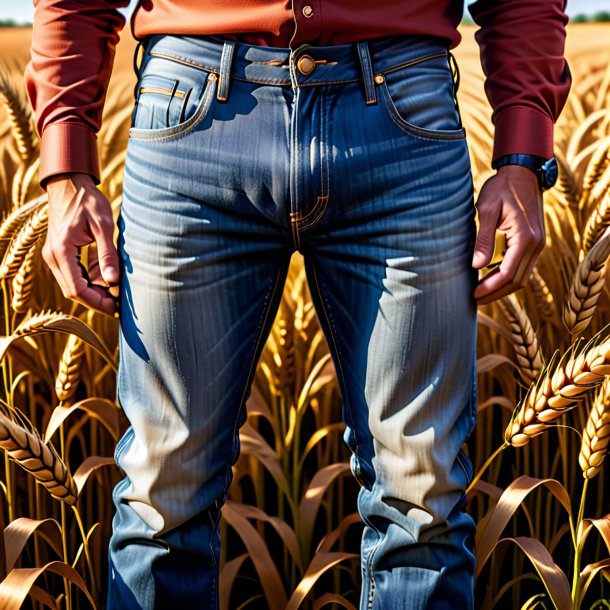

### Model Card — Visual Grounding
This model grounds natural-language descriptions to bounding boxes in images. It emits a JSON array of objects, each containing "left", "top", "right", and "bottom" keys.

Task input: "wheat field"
[{"left": 0, "top": 23, "right": 609, "bottom": 610}]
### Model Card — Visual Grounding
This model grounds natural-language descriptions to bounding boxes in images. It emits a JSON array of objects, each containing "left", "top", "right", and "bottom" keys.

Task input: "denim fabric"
[{"left": 108, "top": 32, "right": 478, "bottom": 610}]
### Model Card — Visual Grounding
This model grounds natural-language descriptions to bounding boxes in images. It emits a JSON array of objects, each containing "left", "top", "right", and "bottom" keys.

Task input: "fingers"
[
  {"left": 473, "top": 221, "right": 544, "bottom": 305},
  {"left": 42, "top": 176, "right": 120, "bottom": 318},
  {"left": 472, "top": 166, "right": 545, "bottom": 305},
  {"left": 42, "top": 240, "right": 118, "bottom": 318},
  {"left": 88, "top": 243, "right": 120, "bottom": 301}
]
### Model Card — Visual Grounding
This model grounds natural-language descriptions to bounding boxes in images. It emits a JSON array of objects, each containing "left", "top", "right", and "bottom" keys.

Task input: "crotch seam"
[{"left": 290, "top": 193, "right": 328, "bottom": 229}]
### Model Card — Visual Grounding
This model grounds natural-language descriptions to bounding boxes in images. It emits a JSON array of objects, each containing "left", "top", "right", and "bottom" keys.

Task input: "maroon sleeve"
[
  {"left": 468, "top": 0, "right": 571, "bottom": 163},
  {"left": 24, "top": 0, "right": 129, "bottom": 189}
]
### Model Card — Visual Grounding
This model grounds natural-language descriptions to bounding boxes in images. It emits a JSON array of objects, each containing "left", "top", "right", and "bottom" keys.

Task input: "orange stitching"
[
  {"left": 298, "top": 195, "right": 328, "bottom": 230},
  {"left": 379, "top": 51, "right": 449, "bottom": 77}
]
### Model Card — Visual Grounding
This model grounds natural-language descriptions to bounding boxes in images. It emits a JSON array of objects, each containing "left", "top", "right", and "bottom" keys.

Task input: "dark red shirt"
[{"left": 25, "top": 0, "right": 571, "bottom": 188}]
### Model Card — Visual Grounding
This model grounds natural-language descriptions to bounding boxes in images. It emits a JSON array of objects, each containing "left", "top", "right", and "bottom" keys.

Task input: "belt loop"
[
  {"left": 355, "top": 41, "right": 377, "bottom": 106},
  {"left": 217, "top": 40, "right": 236, "bottom": 103}
]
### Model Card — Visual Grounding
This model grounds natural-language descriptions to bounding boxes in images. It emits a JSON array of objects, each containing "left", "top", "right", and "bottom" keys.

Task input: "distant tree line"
[
  {"left": 570, "top": 11, "right": 610, "bottom": 22},
  {"left": 0, "top": 19, "right": 32, "bottom": 27},
  {"left": 461, "top": 11, "right": 610, "bottom": 26}
]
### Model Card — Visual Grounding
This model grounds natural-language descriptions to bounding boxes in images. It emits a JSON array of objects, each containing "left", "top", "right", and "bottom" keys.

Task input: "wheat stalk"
[
  {"left": 0, "top": 411, "right": 77, "bottom": 504},
  {"left": 0, "top": 202, "right": 48, "bottom": 280},
  {"left": 563, "top": 226, "right": 610, "bottom": 336},
  {"left": 11, "top": 239, "right": 39, "bottom": 313},
  {"left": 579, "top": 378, "right": 610, "bottom": 479},
  {"left": 505, "top": 328, "right": 610, "bottom": 447},
  {"left": 56, "top": 334, "right": 86, "bottom": 403},
  {"left": 498, "top": 293, "right": 544, "bottom": 387}
]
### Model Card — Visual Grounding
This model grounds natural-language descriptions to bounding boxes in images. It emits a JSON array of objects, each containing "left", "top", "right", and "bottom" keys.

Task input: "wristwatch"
[{"left": 491, "top": 154, "right": 559, "bottom": 191}]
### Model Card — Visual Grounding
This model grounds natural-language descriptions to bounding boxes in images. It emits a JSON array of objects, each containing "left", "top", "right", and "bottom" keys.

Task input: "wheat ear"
[
  {"left": 56, "top": 335, "right": 86, "bottom": 403},
  {"left": 579, "top": 137, "right": 610, "bottom": 209},
  {"left": 498, "top": 293, "right": 543, "bottom": 387},
  {"left": 530, "top": 267, "right": 555, "bottom": 319},
  {"left": 505, "top": 327, "right": 610, "bottom": 447},
  {"left": 0, "top": 196, "right": 45, "bottom": 261},
  {"left": 579, "top": 378, "right": 610, "bottom": 479},
  {"left": 0, "top": 411, "right": 77, "bottom": 504},
  {"left": 11, "top": 240, "right": 39, "bottom": 314},
  {"left": 555, "top": 152, "right": 580, "bottom": 208},
  {"left": 582, "top": 190, "right": 610, "bottom": 257},
  {"left": 0, "top": 203, "right": 48, "bottom": 280},
  {"left": 563, "top": 226, "right": 610, "bottom": 336},
  {"left": 0, "top": 66, "right": 37, "bottom": 162}
]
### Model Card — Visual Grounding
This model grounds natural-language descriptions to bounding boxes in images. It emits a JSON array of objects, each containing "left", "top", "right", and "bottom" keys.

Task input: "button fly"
[{"left": 297, "top": 54, "right": 316, "bottom": 76}]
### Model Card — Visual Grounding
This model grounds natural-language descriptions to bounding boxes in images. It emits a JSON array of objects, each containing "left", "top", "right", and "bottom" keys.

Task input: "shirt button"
[{"left": 302, "top": 5, "right": 314, "bottom": 18}]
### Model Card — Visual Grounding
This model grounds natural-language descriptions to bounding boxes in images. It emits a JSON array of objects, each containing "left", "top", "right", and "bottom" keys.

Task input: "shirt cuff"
[
  {"left": 492, "top": 106, "right": 555, "bottom": 163},
  {"left": 39, "top": 123, "right": 101, "bottom": 189}
]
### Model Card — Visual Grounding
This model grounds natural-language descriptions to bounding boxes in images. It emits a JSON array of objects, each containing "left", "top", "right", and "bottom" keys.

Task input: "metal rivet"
[
  {"left": 208, "top": 73, "right": 218, "bottom": 82},
  {"left": 302, "top": 5, "right": 314, "bottom": 18},
  {"left": 374, "top": 74, "right": 384, "bottom": 85},
  {"left": 297, "top": 55, "right": 316, "bottom": 76}
]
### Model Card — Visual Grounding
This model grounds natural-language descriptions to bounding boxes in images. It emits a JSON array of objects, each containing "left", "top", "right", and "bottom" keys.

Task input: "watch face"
[{"left": 541, "top": 157, "right": 559, "bottom": 190}]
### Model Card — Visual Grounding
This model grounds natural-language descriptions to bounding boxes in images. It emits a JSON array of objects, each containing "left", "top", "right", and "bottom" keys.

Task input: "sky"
[{"left": 1, "top": 0, "right": 608, "bottom": 24}]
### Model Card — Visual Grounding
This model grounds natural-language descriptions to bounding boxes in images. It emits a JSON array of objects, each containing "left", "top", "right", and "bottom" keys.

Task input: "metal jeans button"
[{"left": 297, "top": 54, "right": 316, "bottom": 76}]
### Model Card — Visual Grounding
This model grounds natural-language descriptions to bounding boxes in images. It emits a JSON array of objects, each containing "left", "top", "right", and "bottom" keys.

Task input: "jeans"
[{"left": 107, "top": 31, "right": 478, "bottom": 610}]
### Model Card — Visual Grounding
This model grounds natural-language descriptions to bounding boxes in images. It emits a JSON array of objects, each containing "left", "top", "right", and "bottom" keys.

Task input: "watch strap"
[{"left": 491, "top": 153, "right": 546, "bottom": 171}]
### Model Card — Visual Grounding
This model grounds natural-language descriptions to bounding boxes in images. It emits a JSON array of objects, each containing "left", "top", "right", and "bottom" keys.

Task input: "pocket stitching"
[
  {"left": 128, "top": 70, "right": 217, "bottom": 141},
  {"left": 378, "top": 75, "right": 466, "bottom": 142}
]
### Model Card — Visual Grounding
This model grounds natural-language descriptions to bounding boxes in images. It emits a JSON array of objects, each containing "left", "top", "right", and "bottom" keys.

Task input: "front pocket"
[
  {"left": 129, "top": 55, "right": 218, "bottom": 141},
  {"left": 378, "top": 53, "right": 466, "bottom": 141}
]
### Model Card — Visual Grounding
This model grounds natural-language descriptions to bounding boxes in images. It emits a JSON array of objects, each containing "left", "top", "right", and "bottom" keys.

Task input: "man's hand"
[
  {"left": 471, "top": 165, "right": 545, "bottom": 305},
  {"left": 43, "top": 172, "right": 119, "bottom": 318}
]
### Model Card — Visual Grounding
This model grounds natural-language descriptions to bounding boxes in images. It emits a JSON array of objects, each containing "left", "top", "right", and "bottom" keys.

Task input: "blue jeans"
[{"left": 108, "top": 32, "right": 478, "bottom": 610}]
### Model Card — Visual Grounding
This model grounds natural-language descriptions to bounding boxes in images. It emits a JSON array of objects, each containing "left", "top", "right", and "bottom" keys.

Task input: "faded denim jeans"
[{"left": 108, "top": 32, "right": 478, "bottom": 610}]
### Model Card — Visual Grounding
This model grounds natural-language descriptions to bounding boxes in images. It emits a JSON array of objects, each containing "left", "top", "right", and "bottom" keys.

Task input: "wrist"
[
  {"left": 46, "top": 172, "right": 94, "bottom": 191},
  {"left": 47, "top": 172, "right": 92, "bottom": 183},
  {"left": 496, "top": 164, "right": 539, "bottom": 180},
  {"left": 492, "top": 154, "right": 558, "bottom": 191}
]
